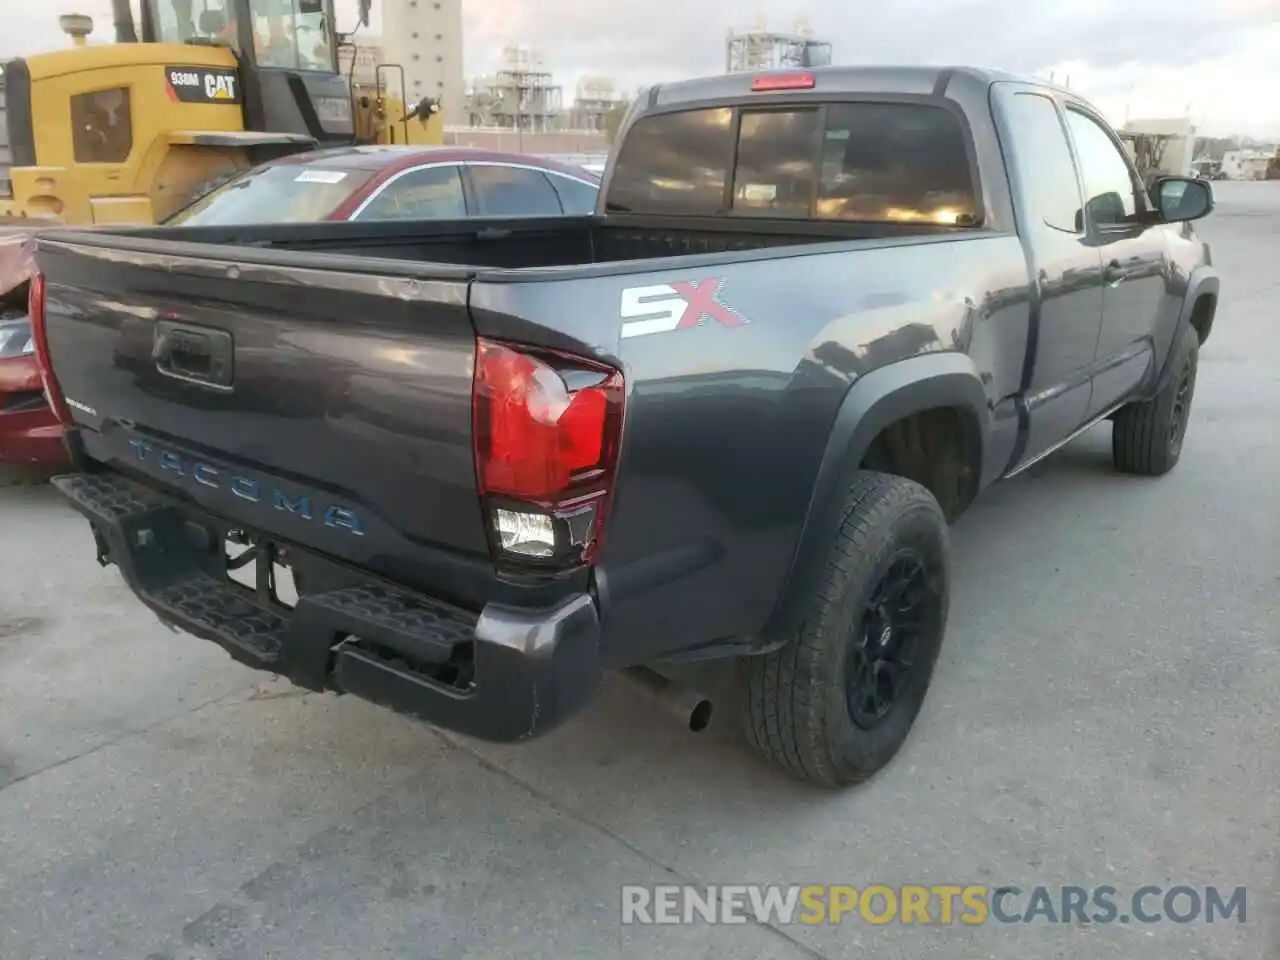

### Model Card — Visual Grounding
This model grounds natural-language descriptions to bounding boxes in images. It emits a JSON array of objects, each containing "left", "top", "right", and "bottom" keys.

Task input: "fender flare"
[
  {"left": 1154, "top": 266, "right": 1219, "bottom": 395},
  {"left": 1182, "top": 266, "right": 1219, "bottom": 343},
  {"left": 759, "top": 352, "right": 990, "bottom": 648}
]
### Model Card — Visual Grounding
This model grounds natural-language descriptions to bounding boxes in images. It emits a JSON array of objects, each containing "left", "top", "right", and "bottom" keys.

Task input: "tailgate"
[{"left": 35, "top": 235, "right": 492, "bottom": 597}]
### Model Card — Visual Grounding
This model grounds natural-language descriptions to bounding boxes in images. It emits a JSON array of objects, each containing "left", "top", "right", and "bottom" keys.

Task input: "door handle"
[
  {"left": 1104, "top": 260, "right": 1128, "bottom": 286},
  {"left": 153, "top": 320, "right": 235, "bottom": 388}
]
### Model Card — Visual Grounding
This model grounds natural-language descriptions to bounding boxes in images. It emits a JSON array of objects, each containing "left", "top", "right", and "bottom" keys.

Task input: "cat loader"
[
  {"left": 0, "top": 0, "right": 441, "bottom": 468},
  {"left": 0, "top": 0, "right": 442, "bottom": 227}
]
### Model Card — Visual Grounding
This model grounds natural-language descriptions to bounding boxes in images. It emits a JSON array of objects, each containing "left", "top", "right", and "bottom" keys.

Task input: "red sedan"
[
  {"left": 166, "top": 145, "right": 601, "bottom": 225},
  {"left": 0, "top": 147, "right": 600, "bottom": 468},
  {"left": 0, "top": 230, "right": 67, "bottom": 469}
]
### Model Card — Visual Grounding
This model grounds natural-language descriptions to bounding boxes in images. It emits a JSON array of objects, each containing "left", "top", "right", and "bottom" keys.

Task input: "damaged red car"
[{"left": 0, "top": 231, "right": 66, "bottom": 468}]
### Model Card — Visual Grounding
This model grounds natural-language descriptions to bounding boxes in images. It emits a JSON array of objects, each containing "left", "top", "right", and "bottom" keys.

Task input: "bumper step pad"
[{"left": 50, "top": 469, "right": 602, "bottom": 742}]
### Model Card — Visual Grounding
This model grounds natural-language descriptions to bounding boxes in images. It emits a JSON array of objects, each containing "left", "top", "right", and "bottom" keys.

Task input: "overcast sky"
[{"left": 9, "top": 0, "right": 1280, "bottom": 137}]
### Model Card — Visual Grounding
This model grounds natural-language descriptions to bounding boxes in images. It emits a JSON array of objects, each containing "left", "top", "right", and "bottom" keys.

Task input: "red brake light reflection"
[
  {"left": 751, "top": 72, "right": 816, "bottom": 92},
  {"left": 27, "top": 271, "right": 72, "bottom": 425}
]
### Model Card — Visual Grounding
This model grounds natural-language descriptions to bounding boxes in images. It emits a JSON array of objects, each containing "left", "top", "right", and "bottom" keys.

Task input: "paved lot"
[{"left": 1, "top": 182, "right": 1276, "bottom": 960}]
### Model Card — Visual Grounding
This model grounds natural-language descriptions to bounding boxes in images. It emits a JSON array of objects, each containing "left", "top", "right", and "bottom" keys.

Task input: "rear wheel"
[
  {"left": 1112, "top": 325, "right": 1199, "bottom": 476},
  {"left": 742, "top": 472, "right": 951, "bottom": 787}
]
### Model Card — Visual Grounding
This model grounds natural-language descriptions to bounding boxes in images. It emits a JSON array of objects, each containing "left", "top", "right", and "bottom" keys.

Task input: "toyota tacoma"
[{"left": 30, "top": 66, "right": 1218, "bottom": 786}]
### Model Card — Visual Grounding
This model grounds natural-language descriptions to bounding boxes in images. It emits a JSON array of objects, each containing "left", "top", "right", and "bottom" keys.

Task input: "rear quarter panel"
[{"left": 470, "top": 234, "right": 1031, "bottom": 666}]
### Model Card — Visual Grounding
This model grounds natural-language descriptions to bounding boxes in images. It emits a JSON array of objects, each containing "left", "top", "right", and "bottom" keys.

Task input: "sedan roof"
[{"left": 267, "top": 145, "right": 600, "bottom": 181}]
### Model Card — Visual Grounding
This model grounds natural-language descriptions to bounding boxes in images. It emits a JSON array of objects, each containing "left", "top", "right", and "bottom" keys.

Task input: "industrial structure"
[
  {"left": 464, "top": 47, "right": 564, "bottom": 132},
  {"left": 726, "top": 18, "right": 832, "bottom": 74},
  {"left": 1119, "top": 117, "right": 1196, "bottom": 181},
  {"left": 377, "top": 0, "right": 466, "bottom": 128},
  {"left": 566, "top": 76, "right": 629, "bottom": 133}
]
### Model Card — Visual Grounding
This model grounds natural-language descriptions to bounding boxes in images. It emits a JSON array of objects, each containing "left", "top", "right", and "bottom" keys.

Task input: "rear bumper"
[{"left": 51, "top": 469, "right": 602, "bottom": 742}]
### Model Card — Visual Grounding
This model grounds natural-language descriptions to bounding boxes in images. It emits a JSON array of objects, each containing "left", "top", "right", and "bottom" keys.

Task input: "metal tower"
[{"left": 726, "top": 17, "right": 833, "bottom": 73}]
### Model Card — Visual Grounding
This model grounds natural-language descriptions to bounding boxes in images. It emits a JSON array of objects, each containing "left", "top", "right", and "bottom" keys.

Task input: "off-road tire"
[
  {"left": 1112, "top": 324, "right": 1199, "bottom": 476},
  {"left": 742, "top": 472, "right": 951, "bottom": 788}
]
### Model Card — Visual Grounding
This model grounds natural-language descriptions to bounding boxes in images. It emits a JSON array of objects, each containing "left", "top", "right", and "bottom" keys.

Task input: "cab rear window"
[{"left": 606, "top": 101, "right": 979, "bottom": 226}]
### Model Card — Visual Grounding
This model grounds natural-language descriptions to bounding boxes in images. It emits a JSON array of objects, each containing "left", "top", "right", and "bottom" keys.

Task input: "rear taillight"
[
  {"left": 27, "top": 271, "right": 71, "bottom": 425},
  {"left": 472, "top": 337, "right": 624, "bottom": 568}
]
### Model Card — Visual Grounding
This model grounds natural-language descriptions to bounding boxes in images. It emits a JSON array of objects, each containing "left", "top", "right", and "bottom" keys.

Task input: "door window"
[
  {"left": 1065, "top": 109, "right": 1140, "bottom": 227},
  {"left": 147, "top": 0, "right": 235, "bottom": 46},
  {"left": 546, "top": 173, "right": 600, "bottom": 215},
  {"left": 1004, "top": 93, "right": 1084, "bottom": 233},
  {"left": 248, "top": 0, "right": 337, "bottom": 71},
  {"left": 354, "top": 165, "right": 467, "bottom": 221},
  {"left": 469, "top": 165, "right": 564, "bottom": 216},
  {"left": 70, "top": 88, "right": 133, "bottom": 163}
]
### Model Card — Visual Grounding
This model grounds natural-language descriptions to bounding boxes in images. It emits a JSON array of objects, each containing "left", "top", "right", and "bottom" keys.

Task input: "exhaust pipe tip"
[
  {"left": 619, "top": 666, "right": 715, "bottom": 734},
  {"left": 688, "top": 697, "right": 714, "bottom": 733}
]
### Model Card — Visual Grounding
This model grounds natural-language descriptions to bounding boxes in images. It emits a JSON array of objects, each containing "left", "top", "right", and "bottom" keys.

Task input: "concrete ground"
[{"left": 1, "top": 183, "right": 1276, "bottom": 960}]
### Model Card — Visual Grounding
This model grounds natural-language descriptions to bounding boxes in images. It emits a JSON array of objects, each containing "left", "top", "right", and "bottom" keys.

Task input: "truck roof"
[{"left": 644, "top": 64, "right": 1076, "bottom": 111}]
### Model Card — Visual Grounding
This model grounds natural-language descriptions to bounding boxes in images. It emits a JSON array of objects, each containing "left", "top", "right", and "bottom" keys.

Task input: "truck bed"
[{"left": 84, "top": 213, "right": 967, "bottom": 273}]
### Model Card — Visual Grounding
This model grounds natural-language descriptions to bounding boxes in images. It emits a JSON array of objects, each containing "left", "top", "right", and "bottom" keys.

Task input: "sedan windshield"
[{"left": 166, "top": 164, "right": 376, "bottom": 225}]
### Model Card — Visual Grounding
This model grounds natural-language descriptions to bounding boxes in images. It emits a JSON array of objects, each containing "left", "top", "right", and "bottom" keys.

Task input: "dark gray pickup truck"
[{"left": 31, "top": 66, "right": 1219, "bottom": 787}]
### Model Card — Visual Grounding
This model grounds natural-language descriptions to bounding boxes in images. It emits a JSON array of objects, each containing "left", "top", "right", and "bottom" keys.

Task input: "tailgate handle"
[{"left": 153, "top": 321, "right": 234, "bottom": 389}]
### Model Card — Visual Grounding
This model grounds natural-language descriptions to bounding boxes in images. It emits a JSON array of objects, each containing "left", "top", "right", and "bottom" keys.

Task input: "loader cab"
[{"left": 140, "top": 0, "right": 355, "bottom": 147}]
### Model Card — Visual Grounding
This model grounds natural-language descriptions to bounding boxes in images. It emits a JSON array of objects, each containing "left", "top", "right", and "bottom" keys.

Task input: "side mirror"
[
  {"left": 1086, "top": 191, "right": 1128, "bottom": 225},
  {"left": 1152, "top": 177, "right": 1213, "bottom": 223}
]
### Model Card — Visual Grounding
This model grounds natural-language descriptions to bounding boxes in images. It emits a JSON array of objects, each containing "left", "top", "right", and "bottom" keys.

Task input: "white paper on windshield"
[
  {"left": 740, "top": 183, "right": 778, "bottom": 202},
  {"left": 295, "top": 170, "right": 348, "bottom": 184}
]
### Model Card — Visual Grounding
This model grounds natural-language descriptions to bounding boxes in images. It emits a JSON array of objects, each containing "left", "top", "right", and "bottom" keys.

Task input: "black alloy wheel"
[{"left": 846, "top": 551, "right": 936, "bottom": 729}]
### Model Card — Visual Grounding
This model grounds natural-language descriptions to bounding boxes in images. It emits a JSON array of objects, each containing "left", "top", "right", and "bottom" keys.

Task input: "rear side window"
[
  {"left": 607, "top": 101, "right": 978, "bottom": 225},
  {"left": 469, "top": 165, "right": 564, "bottom": 216},
  {"left": 354, "top": 165, "right": 467, "bottom": 221},
  {"left": 815, "top": 103, "right": 977, "bottom": 225}
]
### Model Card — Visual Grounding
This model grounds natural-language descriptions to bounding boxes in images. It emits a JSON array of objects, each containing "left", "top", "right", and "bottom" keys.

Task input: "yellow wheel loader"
[{"left": 0, "top": 0, "right": 442, "bottom": 227}]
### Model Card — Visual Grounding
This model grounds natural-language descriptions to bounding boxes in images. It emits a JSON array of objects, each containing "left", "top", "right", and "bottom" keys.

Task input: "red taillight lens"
[
  {"left": 473, "top": 338, "right": 624, "bottom": 566},
  {"left": 27, "top": 271, "right": 71, "bottom": 425}
]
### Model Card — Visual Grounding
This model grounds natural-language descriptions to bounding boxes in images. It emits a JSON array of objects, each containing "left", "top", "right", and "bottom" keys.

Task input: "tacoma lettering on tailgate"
[{"left": 126, "top": 439, "right": 364, "bottom": 535}]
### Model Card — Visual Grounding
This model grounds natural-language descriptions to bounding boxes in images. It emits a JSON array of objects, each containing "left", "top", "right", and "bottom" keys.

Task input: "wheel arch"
[
  {"left": 1186, "top": 272, "right": 1219, "bottom": 346},
  {"left": 1145, "top": 265, "right": 1217, "bottom": 401},
  {"left": 759, "top": 352, "right": 990, "bottom": 649}
]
